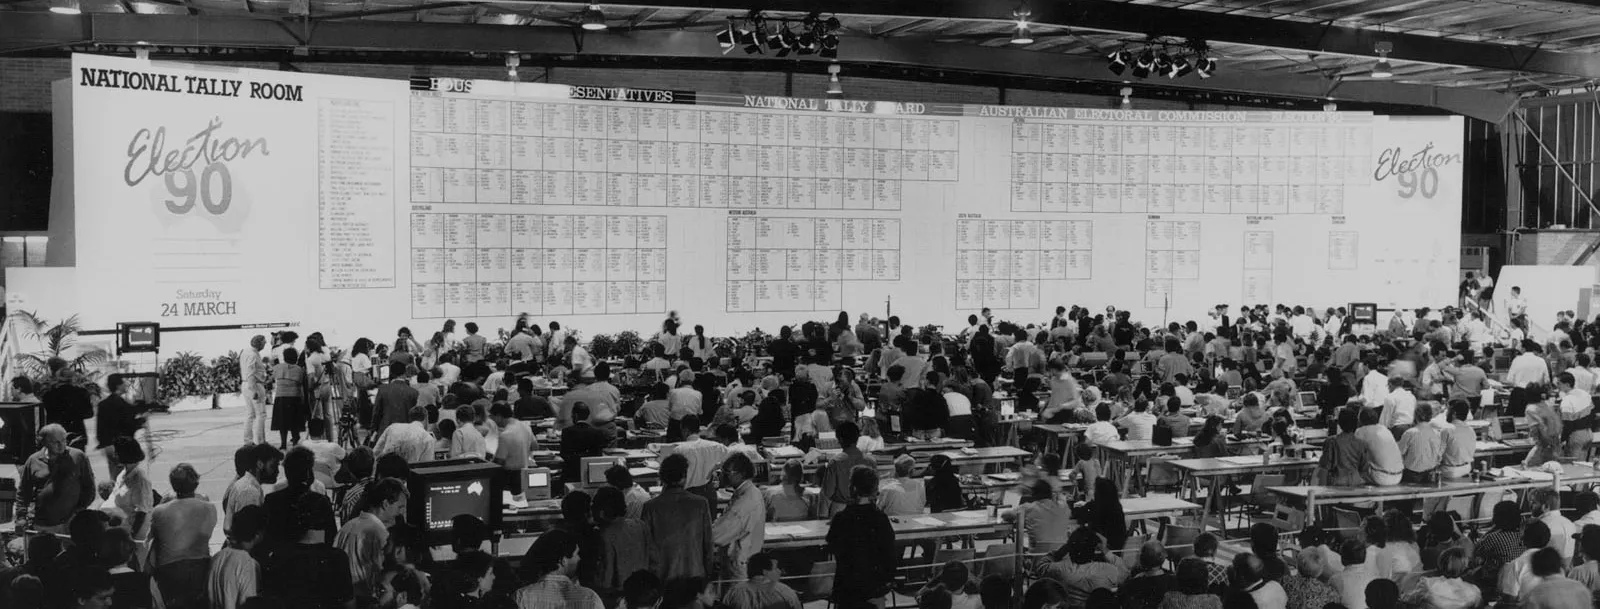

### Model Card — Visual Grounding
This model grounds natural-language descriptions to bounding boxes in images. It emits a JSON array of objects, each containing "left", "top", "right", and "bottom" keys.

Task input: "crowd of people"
[{"left": 5, "top": 295, "right": 1600, "bottom": 609}]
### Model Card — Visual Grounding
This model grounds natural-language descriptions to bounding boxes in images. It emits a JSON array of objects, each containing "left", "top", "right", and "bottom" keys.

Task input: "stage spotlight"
[
  {"left": 717, "top": 20, "right": 735, "bottom": 49},
  {"left": 1169, "top": 57, "right": 1192, "bottom": 78},
  {"left": 1107, "top": 50, "right": 1129, "bottom": 75},
  {"left": 816, "top": 33, "right": 837, "bottom": 57},
  {"left": 1196, "top": 57, "right": 1217, "bottom": 78},
  {"left": 1154, "top": 53, "right": 1173, "bottom": 73},
  {"left": 1132, "top": 50, "right": 1154, "bottom": 78},
  {"left": 744, "top": 21, "right": 766, "bottom": 54},
  {"left": 580, "top": 4, "right": 607, "bottom": 30}
]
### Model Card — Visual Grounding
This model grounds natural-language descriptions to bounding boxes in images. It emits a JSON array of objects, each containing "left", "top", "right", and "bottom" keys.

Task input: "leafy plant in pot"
[{"left": 2, "top": 310, "right": 109, "bottom": 401}]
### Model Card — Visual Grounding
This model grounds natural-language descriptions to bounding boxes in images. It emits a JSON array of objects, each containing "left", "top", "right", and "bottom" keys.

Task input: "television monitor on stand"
[{"left": 406, "top": 458, "right": 503, "bottom": 546}]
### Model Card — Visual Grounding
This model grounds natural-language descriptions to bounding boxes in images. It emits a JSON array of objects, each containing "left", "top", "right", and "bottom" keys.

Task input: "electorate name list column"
[{"left": 318, "top": 98, "right": 398, "bottom": 289}]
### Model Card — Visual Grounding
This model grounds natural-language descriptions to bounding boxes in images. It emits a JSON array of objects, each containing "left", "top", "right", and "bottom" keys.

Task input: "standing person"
[
  {"left": 96, "top": 373, "right": 145, "bottom": 481},
  {"left": 102, "top": 437, "right": 154, "bottom": 543},
  {"left": 489, "top": 403, "right": 537, "bottom": 501},
  {"left": 640, "top": 454, "right": 713, "bottom": 580},
  {"left": 373, "top": 406, "right": 436, "bottom": 464},
  {"left": 712, "top": 453, "right": 765, "bottom": 582},
  {"left": 1507, "top": 286, "right": 1529, "bottom": 327},
  {"left": 148, "top": 463, "right": 216, "bottom": 609},
  {"left": 263, "top": 447, "right": 337, "bottom": 549},
  {"left": 208, "top": 504, "right": 263, "bottom": 609},
  {"left": 241, "top": 335, "right": 269, "bottom": 445},
  {"left": 462, "top": 322, "right": 487, "bottom": 363},
  {"left": 372, "top": 363, "right": 419, "bottom": 440},
  {"left": 827, "top": 466, "right": 897, "bottom": 609},
  {"left": 591, "top": 487, "right": 646, "bottom": 608},
  {"left": 41, "top": 363, "right": 94, "bottom": 441},
  {"left": 657, "top": 415, "right": 726, "bottom": 512},
  {"left": 222, "top": 444, "right": 281, "bottom": 535},
  {"left": 260, "top": 493, "right": 354, "bottom": 609},
  {"left": 514, "top": 529, "right": 603, "bottom": 609},
  {"left": 1508, "top": 343, "right": 1552, "bottom": 417},
  {"left": 819, "top": 422, "right": 876, "bottom": 516},
  {"left": 334, "top": 478, "right": 409, "bottom": 598},
  {"left": 1517, "top": 548, "right": 1588, "bottom": 609},
  {"left": 271, "top": 347, "right": 309, "bottom": 450},
  {"left": 15, "top": 424, "right": 95, "bottom": 534}
]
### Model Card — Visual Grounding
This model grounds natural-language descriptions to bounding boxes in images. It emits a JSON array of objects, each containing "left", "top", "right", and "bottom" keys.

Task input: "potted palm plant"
[{"left": 1, "top": 310, "right": 110, "bottom": 401}]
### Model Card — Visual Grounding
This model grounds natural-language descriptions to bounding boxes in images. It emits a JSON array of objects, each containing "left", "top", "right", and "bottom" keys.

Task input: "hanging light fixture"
[
  {"left": 1107, "top": 50, "right": 1130, "bottom": 75},
  {"left": 1323, "top": 100, "right": 1338, "bottom": 112},
  {"left": 1371, "top": 41, "right": 1393, "bottom": 78},
  {"left": 826, "top": 64, "right": 843, "bottom": 96},
  {"left": 506, "top": 54, "right": 520, "bottom": 80},
  {"left": 1131, "top": 50, "right": 1155, "bottom": 78},
  {"left": 1010, "top": 8, "right": 1033, "bottom": 45},
  {"left": 1167, "top": 57, "right": 1192, "bottom": 78},
  {"left": 580, "top": 4, "right": 607, "bottom": 30},
  {"left": 1120, "top": 86, "right": 1133, "bottom": 107},
  {"left": 49, "top": 0, "right": 81, "bottom": 15}
]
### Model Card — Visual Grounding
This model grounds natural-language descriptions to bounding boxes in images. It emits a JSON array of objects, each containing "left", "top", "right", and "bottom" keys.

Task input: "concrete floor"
[{"left": 3, "top": 406, "right": 255, "bottom": 549}]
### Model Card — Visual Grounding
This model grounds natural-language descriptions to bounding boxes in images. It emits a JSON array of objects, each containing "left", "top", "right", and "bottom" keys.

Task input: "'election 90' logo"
[{"left": 123, "top": 116, "right": 268, "bottom": 233}]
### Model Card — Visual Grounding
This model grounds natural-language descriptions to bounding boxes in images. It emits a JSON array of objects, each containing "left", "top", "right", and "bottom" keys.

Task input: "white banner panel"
[{"left": 67, "top": 53, "right": 1462, "bottom": 354}]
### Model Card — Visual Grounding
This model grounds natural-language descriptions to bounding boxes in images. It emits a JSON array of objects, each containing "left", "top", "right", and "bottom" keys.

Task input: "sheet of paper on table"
[
  {"left": 766, "top": 525, "right": 811, "bottom": 536},
  {"left": 1218, "top": 456, "right": 1265, "bottom": 465},
  {"left": 911, "top": 516, "right": 946, "bottom": 526},
  {"left": 1506, "top": 468, "right": 1554, "bottom": 481}
]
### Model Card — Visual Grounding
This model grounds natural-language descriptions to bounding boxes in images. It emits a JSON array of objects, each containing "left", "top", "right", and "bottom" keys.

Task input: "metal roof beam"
[
  {"left": 496, "top": 0, "right": 1600, "bottom": 79},
  {"left": 0, "top": 12, "right": 1518, "bottom": 121}
]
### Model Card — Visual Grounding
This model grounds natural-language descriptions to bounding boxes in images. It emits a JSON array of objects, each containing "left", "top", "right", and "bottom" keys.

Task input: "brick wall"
[{"left": 1, "top": 56, "right": 1243, "bottom": 113}]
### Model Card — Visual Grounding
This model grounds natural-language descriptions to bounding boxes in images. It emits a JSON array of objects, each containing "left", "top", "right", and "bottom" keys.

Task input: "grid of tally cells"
[
  {"left": 410, "top": 95, "right": 962, "bottom": 211},
  {"left": 1008, "top": 121, "right": 1372, "bottom": 214},
  {"left": 410, "top": 212, "right": 668, "bottom": 318},
  {"left": 954, "top": 219, "right": 1094, "bottom": 310},
  {"left": 726, "top": 216, "right": 902, "bottom": 312}
]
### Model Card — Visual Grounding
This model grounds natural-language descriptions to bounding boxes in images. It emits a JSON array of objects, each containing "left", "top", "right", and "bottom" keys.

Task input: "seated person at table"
[
  {"left": 1069, "top": 444, "right": 1103, "bottom": 503},
  {"left": 1233, "top": 394, "right": 1270, "bottom": 435},
  {"left": 722, "top": 552, "right": 802, "bottom": 609},
  {"left": 1003, "top": 480, "right": 1071, "bottom": 552},
  {"left": 643, "top": 344, "right": 673, "bottom": 372},
  {"left": 1354, "top": 406, "right": 1403, "bottom": 486},
  {"left": 1045, "top": 526, "right": 1130, "bottom": 608},
  {"left": 878, "top": 455, "right": 926, "bottom": 516},
  {"left": 634, "top": 383, "right": 671, "bottom": 429},
  {"left": 1398, "top": 403, "right": 1442, "bottom": 483},
  {"left": 924, "top": 561, "right": 981, "bottom": 609},
  {"left": 718, "top": 390, "right": 759, "bottom": 427},
  {"left": 748, "top": 390, "right": 787, "bottom": 444},
  {"left": 1330, "top": 539, "right": 1377, "bottom": 609},
  {"left": 764, "top": 459, "right": 816, "bottom": 522},
  {"left": 1195, "top": 380, "right": 1232, "bottom": 418},
  {"left": 1019, "top": 451, "right": 1065, "bottom": 497},
  {"left": 793, "top": 396, "right": 833, "bottom": 442},
  {"left": 1159, "top": 397, "right": 1191, "bottom": 438},
  {"left": 1084, "top": 404, "right": 1120, "bottom": 447},
  {"left": 1115, "top": 399, "right": 1158, "bottom": 442},
  {"left": 513, "top": 377, "right": 555, "bottom": 420},
  {"left": 1192, "top": 415, "right": 1228, "bottom": 459},
  {"left": 1317, "top": 407, "right": 1369, "bottom": 486},
  {"left": 1072, "top": 478, "right": 1128, "bottom": 552},
  {"left": 1172, "top": 374, "right": 1197, "bottom": 407}
]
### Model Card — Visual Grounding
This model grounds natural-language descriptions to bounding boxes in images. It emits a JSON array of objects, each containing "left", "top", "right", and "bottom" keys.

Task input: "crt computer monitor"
[{"left": 406, "top": 458, "right": 503, "bottom": 545}]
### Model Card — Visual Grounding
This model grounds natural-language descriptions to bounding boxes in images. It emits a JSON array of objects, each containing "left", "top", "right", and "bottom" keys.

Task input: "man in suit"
[
  {"left": 559, "top": 402, "right": 611, "bottom": 488},
  {"left": 372, "top": 362, "right": 419, "bottom": 440}
]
